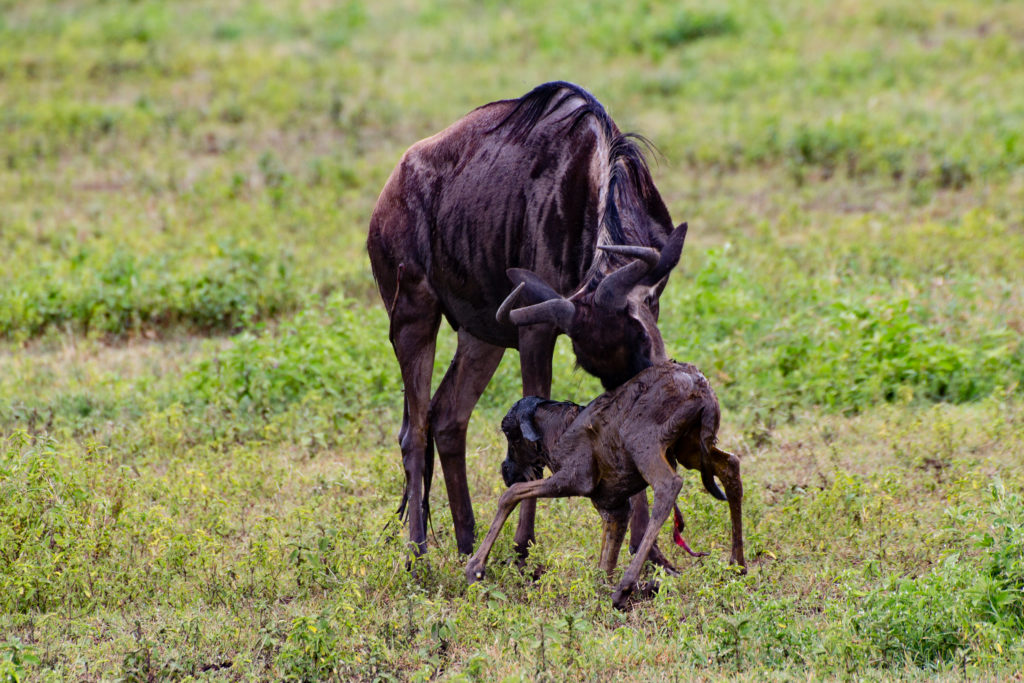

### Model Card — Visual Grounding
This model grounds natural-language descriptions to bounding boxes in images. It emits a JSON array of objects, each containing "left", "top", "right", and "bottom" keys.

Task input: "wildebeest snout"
[{"left": 501, "top": 457, "right": 541, "bottom": 486}]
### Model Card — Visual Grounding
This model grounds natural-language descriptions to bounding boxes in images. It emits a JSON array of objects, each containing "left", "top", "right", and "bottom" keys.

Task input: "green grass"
[{"left": 1, "top": 0, "right": 1023, "bottom": 679}]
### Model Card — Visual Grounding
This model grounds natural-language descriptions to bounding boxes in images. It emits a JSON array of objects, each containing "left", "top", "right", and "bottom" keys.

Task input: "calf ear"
[
  {"left": 517, "top": 396, "right": 545, "bottom": 442},
  {"left": 521, "top": 416, "right": 542, "bottom": 442}
]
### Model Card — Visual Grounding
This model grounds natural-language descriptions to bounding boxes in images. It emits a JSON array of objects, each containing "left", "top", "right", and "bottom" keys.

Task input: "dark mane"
[{"left": 492, "top": 82, "right": 667, "bottom": 247}]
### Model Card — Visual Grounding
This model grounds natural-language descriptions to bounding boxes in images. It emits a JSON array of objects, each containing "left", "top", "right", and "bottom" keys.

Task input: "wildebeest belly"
[{"left": 588, "top": 467, "right": 648, "bottom": 510}]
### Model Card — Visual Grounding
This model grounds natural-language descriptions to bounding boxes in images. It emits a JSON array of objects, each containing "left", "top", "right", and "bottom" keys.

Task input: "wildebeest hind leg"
[
  {"left": 597, "top": 504, "right": 631, "bottom": 576},
  {"left": 429, "top": 330, "right": 505, "bottom": 554},
  {"left": 389, "top": 275, "right": 442, "bottom": 558},
  {"left": 628, "top": 492, "right": 679, "bottom": 575},
  {"left": 615, "top": 453, "right": 683, "bottom": 610}
]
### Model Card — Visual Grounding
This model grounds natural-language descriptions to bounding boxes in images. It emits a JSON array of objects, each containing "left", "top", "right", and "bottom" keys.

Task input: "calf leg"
[
  {"left": 597, "top": 504, "right": 631, "bottom": 577},
  {"left": 429, "top": 330, "right": 504, "bottom": 555},
  {"left": 712, "top": 447, "right": 746, "bottom": 572},
  {"left": 466, "top": 468, "right": 588, "bottom": 584},
  {"left": 614, "top": 452, "right": 683, "bottom": 610},
  {"left": 629, "top": 492, "right": 678, "bottom": 575}
]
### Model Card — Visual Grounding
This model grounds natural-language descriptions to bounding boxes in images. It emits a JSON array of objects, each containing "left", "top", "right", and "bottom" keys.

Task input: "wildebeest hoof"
[
  {"left": 465, "top": 559, "right": 485, "bottom": 584},
  {"left": 613, "top": 579, "right": 660, "bottom": 610},
  {"left": 611, "top": 584, "right": 634, "bottom": 610}
]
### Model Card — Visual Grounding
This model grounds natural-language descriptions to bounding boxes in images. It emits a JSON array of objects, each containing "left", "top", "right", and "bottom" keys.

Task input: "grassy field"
[{"left": 2, "top": 0, "right": 1023, "bottom": 679}]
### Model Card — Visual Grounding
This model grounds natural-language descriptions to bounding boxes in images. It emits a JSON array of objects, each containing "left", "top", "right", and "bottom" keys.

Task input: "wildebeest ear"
[
  {"left": 521, "top": 417, "right": 542, "bottom": 442},
  {"left": 515, "top": 396, "right": 546, "bottom": 442}
]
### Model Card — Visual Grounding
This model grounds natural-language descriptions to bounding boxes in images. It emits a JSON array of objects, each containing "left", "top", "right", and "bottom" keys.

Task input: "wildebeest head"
[
  {"left": 500, "top": 397, "right": 581, "bottom": 485},
  {"left": 500, "top": 397, "right": 547, "bottom": 486},
  {"left": 498, "top": 223, "right": 688, "bottom": 391}
]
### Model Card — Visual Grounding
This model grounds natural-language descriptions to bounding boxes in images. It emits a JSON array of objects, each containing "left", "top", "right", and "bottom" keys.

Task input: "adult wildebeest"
[
  {"left": 367, "top": 81, "right": 689, "bottom": 561},
  {"left": 467, "top": 361, "right": 745, "bottom": 610}
]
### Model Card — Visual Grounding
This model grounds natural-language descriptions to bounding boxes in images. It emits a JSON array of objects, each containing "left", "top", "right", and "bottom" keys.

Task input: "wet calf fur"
[{"left": 465, "top": 361, "right": 745, "bottom": 609}]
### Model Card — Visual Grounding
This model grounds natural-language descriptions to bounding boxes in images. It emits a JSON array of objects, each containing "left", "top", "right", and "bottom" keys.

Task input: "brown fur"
[
  {"left": 367, "top": 82, "right": 689, "bottom": 561},
  {"left": 467, "top": 361, "right": 746, "bottom": 610}
]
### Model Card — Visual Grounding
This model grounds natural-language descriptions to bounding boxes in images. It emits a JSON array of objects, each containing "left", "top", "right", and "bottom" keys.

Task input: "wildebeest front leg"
[
  {"left": 429, "top": 330, "right": 505, "bottom": 555},
  {"left": 712, "top": 447, "right": 746, "bottom": 572},
  {"left": 513, "top": 326, "right": 557, "bottom": 558},
  {"left": 466, "top": 469, "right": 583, "bottom": 584},
  {"left": 614, "top": 452, "right": 682, "bottom": 610},
  {"left": 628, "top": 492, "right": 678, "bottom": 575}
]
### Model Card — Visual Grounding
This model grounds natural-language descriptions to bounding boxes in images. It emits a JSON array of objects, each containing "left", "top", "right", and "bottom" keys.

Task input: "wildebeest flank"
[
  {"left": 466, "top": 361, "right": 745, "bottom": 610},
  {"left": 367, "top": 81, "right": 690, "bottom": 561}
]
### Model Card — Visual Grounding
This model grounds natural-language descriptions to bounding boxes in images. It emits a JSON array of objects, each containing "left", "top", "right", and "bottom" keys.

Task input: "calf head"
[
  {"left": 498, "top": 223, "right": 688, "bottom": 391},
  {"left": 500, "top": 397, "right": 581, "bottom": 485}
]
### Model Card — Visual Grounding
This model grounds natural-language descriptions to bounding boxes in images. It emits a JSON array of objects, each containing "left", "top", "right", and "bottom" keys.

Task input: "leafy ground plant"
[{"left": 1, "top": 0, "right": 1023, "bottom": 679}]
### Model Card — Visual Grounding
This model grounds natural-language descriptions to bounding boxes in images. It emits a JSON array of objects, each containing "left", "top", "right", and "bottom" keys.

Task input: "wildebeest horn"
[
  {"left": 506, "top": 268, "right": 563, "bottom": 302},
  {"left": 593, "top": 222, "right": 691, "bottom": 308},
  {"left": 593, "top": 258, "right": 653, "bottom": 309},
  {"left": 643, "top": 221, "right": 688, "bottom": 286},
  {"left": 496, "top": 282, "right": 526, "bottom": 325},
  {"left": 596, "top": 244, "right": 660, "bottom": 269},
  {"left": 509, "top": 298, "right": 575, "bottom": 332}
]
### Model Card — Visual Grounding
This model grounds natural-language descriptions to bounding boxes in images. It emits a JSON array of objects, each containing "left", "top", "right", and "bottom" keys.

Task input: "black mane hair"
[{"left": 492, "top": 82, "right": 669, "bottom": 248}]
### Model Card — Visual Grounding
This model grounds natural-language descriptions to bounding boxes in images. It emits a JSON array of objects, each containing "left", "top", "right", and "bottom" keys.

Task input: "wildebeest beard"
[{"left": 501, "top": 457, "right": 544, "bottom": 487}]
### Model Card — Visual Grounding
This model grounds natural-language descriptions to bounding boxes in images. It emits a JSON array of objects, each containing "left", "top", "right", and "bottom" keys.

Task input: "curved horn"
[
  {"left": 593, "top": 258, "right": 653, "bottom": 309},
  {"left": 643, "top": 221, "right": 688, "bottom": 285},
  {"left": 509, "top": 298, "right": 575, "bottom": 332},
  {"left": 597, "top": 244, "right": 660, "bottom": 270},
  {"left": 507, "top": 268, "right": 562, "bottom": 302},
  {"left": 496, "top": 282, "right": 526, "bottom": 325}
]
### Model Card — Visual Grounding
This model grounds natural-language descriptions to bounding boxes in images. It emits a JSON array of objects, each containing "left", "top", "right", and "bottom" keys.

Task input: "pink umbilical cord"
[{"left": 673, "top": 504, "right": 709, "bottom": 558}]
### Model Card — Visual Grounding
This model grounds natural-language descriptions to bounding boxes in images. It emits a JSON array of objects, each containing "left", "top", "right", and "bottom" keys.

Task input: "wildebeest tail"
[
  {"left": 389, "top": 427, "right": 437, "bottom": 540},
  {"left": 698, "top": 406, "right": 727, "bottom": 501}
]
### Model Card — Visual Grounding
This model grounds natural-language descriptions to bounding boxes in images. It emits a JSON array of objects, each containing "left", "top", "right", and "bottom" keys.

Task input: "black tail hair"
[
  {"left": 387, "top": 428, "right": 437, "bottom": 543},
  {"left": 491, "top": 82, "right": 666, "bottom": 247},
  {"left": 698, "top": 406, "right": 727, "bottom": 501}
]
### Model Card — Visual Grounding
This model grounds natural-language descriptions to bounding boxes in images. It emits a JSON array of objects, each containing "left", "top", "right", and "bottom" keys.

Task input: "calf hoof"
[
  {"left": 612, "top": 580, "right": 661, "bottom": 610},
  {"left": 611, "top": 583, "right": 634, "bottom": 611},
  {"left": 465, "top": 558, "right": 485, "bottom": 584}
]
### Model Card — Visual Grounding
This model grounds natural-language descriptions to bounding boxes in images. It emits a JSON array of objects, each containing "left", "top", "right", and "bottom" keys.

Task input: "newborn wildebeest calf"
[{"left": 465, "top": 360, "right": 745, "bottom": 609}]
